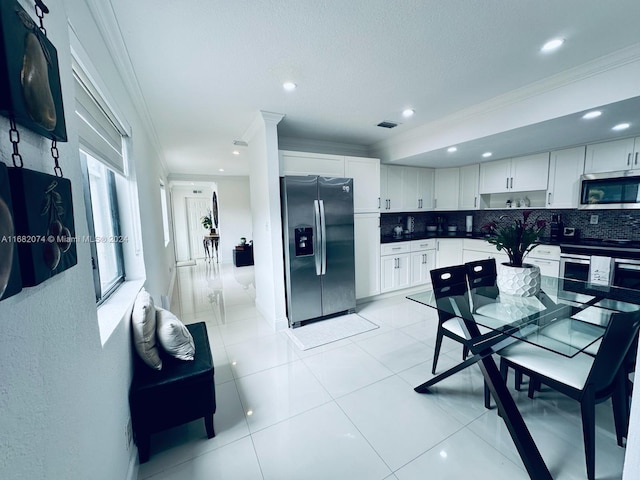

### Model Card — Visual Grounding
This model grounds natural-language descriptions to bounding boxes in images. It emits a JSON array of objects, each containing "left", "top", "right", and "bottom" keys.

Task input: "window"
[
  {"left": 81, "top": 152, "right": 125, "bottom": 301},
  {"left": 73, "top": 66, "right": 128, "bottom": 303},
  {"left": 160, "top": 181, "right": 170, "bottom": 246}
]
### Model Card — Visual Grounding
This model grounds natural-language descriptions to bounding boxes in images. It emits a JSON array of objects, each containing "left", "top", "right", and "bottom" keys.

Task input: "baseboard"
[{"left": 125, "top": 446, "right": 139, "bottom": 480}]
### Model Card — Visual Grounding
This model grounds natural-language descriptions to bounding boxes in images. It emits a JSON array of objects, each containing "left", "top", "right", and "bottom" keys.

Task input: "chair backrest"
[
  {"left": 430, "top": 265, "right": 470, "bottom": 321},
  {"left": 585, "top": 310, "right": 640, "bottom": 394},
  {"left": 465, "top": 258, "right": 497, "bottom": 289}
]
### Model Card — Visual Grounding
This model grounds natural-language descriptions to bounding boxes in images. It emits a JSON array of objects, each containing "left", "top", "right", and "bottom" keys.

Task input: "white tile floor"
[{"left": 138, "top": 261, "right": 627, "bottom": 480}]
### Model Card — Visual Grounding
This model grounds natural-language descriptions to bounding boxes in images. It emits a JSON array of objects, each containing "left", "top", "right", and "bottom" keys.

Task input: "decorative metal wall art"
[
  {"left": 0, "top": 161, "right": 22, "bottom": 300},
  {"left": 0, "top": 0, "right": 67, "bottom": 141}
]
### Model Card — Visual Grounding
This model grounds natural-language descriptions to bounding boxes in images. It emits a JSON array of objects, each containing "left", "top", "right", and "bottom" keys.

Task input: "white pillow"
[
  {"left": 131, "top": 288, "right": 162, "bottom": 370},
  {"left": 156, "top": 308, "right": 195, "bottom": 361}
]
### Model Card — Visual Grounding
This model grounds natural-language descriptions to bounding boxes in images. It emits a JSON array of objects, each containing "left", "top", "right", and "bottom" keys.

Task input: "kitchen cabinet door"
[
  {"left": 417, "top": 168, "right": 435, "bottom": 210},
  {"left": 459, "top": 164, "right": 480, "bottom": 209},
  {"left": 345, "top": 156, "right": 380, "bottom": 213},
  {"left": 435, "top": 238, "right": 464, "bottom": 269},
  {"left": 381, "top": 165, "right": 404, "bottom": 212},
  {"left": 380, "top": 253, "right": 410, "bottom": 292},
  {"left": 354, "top": 214, "right": 380, "bottom": 299},
  {"left": 434, "top": 167, "right": 460, "bottom": 210},
  {"left": 547, "top": 147, "right": 585, "bottom": 208},
  {"left": 402, "top": 166, "right": 420, "bottom": 211},
  {"left": 584, "top": 137, "right": 637, "bottom": 173},
  {"left": 279, "top": 150, "right": 345, "bottom": 177},
  {"left": 511, "top": 153, "right": 549, "bottom": 192},
  {"left": 479, "top": 159, "right": 511, "bottom": 194},
  {"left": 410, "top": 250, "right": 435, "bottom": 286}
]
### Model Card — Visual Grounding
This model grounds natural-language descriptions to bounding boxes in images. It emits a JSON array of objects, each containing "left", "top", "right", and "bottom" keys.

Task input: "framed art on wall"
[
  {"left": 0, "top": 161, "right": 22, "bottom": 300},
  {"left": 8, "top": 168, "right": 77, "bottom": 286},
  {"left": 0, "top": 0, "right": 67, "bottom": 141}
]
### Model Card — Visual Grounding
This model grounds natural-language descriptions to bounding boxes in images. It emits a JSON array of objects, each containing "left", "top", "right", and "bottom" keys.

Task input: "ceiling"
[{"left": 105, "top": 0, "right": 640, "bottom": 176}]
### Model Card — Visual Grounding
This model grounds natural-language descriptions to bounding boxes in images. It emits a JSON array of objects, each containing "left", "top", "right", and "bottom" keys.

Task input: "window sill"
[{"left": 97, "top": 278, "right": 145, "bottom": 346}]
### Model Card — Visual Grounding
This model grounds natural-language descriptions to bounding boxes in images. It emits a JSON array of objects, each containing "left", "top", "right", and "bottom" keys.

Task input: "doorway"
[{"left": 186, "top": 197, "right": 211, "bottom": 261}]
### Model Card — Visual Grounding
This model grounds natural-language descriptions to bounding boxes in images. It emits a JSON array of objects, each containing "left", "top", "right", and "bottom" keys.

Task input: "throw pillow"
[
  {"left": 156, "top": 308, "right": 196, "bottom": 361},
  {"left": 131, "top": 288, "right": 162, "bottom": 370}
]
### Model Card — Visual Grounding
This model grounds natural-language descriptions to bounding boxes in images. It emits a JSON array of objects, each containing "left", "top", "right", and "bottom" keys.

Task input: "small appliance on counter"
[
  {"left": 563, "top": 227, "right": 579, "bottom": 240},
  {"left": 466, "top": 215, "right": 473, "bottom": 234},
  {"left": 549, "top": 214, "right": 564, "bottom": 242},
  {"left": 406, "top": 216, "right": 415, "bottom": 234},
  {"left": 393, "top": 224, "right": 404, "bottom": 238}
]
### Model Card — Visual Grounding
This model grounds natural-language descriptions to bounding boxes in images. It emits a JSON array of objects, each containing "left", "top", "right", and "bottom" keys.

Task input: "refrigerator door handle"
[
  {"left": 319, "top": 199, "right": 327, "bottom": 275},
  {"left": 313, "top": 200, "right": 322, "bottom": 276}
]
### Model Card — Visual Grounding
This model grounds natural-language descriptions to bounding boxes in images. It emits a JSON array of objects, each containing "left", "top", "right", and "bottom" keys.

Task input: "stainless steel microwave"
[{"left": 579, "top": 170, "right": 640, "bottom": 209}]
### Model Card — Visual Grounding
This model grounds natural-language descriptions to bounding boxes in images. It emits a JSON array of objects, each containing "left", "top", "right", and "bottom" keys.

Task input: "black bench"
[{"left": 129, "top": 321, "right": 216, "bottom": 463}]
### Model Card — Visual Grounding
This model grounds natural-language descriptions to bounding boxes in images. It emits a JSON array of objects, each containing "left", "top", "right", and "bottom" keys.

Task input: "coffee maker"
[{"left": 549, "top": 214, "right": 563, "bottom": 241}]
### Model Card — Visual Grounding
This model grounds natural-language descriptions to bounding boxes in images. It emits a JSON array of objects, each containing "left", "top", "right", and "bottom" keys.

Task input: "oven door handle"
[{"left": 560, "top": 257, "right": 591, "bottom": 265}]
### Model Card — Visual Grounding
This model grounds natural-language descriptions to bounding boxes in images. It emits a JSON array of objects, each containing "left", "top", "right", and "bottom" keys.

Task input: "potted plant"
[
  {"left": 481, "top": 210, "right": 547, "bottom": 296},
  {"left": 201, "top": 212, "right": 214, "bottom": 234}
]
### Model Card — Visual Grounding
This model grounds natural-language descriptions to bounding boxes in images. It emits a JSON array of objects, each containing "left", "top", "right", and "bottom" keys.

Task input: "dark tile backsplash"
[{"left": 381, "top": 209, "right": 640, "bottom": 241}]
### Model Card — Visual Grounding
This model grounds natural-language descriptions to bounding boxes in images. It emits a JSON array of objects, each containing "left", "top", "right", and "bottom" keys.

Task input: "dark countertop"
[{"left": 381, "top": 232, "right": 489, "bottom": 244}]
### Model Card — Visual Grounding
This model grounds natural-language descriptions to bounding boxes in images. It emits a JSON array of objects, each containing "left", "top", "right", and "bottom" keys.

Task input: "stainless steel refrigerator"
[{"left": 281, "top": 176, "right": 356, "bottom": 327}]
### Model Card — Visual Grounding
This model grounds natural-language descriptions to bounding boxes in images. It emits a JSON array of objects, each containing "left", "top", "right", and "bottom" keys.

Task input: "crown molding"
[
  {"left": 278, "top": 137, "right": 370, "bottom": 157},
  {"left": 84, "top": 0, "right": 169, "bottom": 175}
]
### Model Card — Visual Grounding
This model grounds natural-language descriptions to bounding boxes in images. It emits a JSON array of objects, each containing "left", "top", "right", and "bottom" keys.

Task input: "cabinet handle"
[
  {"left": 506, "top": 178, "right": 509, "bottom": 189},
  {"left": 378, "top": 197, "right": 381, "bottom": 209},
  {"left": 474, "top": 197, "right": 477, "bottom": 208},
  {"left": 388, "top": 199, "right": 391, "bottom": 210},
  {"left": 548, "top": 192, "right": 552, "bottom": 205},
  {"left": 423, "top": 253, "right": 427, "bottom": 264},
  {"left": 510, "top": 177, "right": 513, "bottom": 189},
  {"left": 392, "top": 247, "right": 401, "bottom": 250},
  {"left": 434, "top": 198, "right": 438, "bottom": 208},
  {"left": 628, "top": 153, "right": 632, "bottom": 166},
  {"left": 635, "top": 152, "right": 639, "bottom": 165}
]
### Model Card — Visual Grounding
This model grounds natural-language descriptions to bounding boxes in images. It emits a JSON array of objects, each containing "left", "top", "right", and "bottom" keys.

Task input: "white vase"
[{"left": 496, "top": 263, "right": 541, "bottom": 297}]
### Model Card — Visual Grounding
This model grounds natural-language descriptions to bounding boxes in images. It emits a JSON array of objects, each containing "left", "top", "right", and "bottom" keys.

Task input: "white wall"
[
  {"left": 217, "top": 177, "right": 252, "bottom": 264},
  {"left": 0, "top": 2, "right": 175, "bottom": 479},
  {"left": 245, "top": 112, "right": 288, "bottom": 330}
]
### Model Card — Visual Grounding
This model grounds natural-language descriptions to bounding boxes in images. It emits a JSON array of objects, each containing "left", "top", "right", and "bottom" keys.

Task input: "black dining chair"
[
  {"left": 430, "top": 265, "right": 477, "bottom": 373},
  {"left": 497, "top": 310, "right": 640, "bottom": 480}
]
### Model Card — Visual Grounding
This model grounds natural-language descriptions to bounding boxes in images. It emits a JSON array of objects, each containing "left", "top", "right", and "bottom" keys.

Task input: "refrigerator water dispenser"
[{"left": 295, "top": 227, "right": 314, "bottom": 256}]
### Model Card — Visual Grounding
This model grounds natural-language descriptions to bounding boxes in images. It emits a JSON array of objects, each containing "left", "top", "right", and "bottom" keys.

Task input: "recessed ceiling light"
[
  {"left": 219, "top": 168, "right": 225, "bottom": 172},
  {"left": 582, "top": 110, "right": 602, "bottom": 119},
  {"left": 232, "top": 150, "right": 240, "bottom": 155},
  {"left": 541, "top": 37, "right": 564, "bottom": 53},
  {"left": 283, "top": 82, "right": 297, "bottom": 91},
  {"left": 482, "top": 152, "right": 492, "bottom": 158},
  {"left": 612, "top": 123, "right": 630, "bottom": 131},
  {"left": 402, "top": 108, "right": 415, "bottom": 118},
  {"left": 447, "top": 146, "right": 457, "bottom": 153}
]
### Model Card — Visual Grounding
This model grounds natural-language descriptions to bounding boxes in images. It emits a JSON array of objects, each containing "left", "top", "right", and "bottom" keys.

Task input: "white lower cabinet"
[
  {"left": 380, "top": 250, "right": 410, "bottom": 293},
  {"left": 410, "top": 251, "right": 435, "bottom": 285},
  {"left": 354, "top": 214, "right": 380, "bottom": 299},
  {"left": 435, "top": 238, "right": 464, "bottom": 269}
]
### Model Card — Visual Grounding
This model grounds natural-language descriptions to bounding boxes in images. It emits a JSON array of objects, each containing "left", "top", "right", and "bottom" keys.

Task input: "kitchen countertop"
[{"left": 381, "top": 232, "right": 488, "bottom": 243}]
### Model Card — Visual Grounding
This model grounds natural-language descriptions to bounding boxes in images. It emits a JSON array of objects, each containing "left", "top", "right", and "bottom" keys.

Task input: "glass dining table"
[{"left": 407, "top": 274, "right": 640, "bottom": 480}]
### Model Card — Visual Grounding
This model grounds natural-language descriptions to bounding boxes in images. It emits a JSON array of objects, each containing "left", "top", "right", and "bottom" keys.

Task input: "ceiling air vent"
[{"left": 377, "top": 121, "right": 398, "bottom": 129}]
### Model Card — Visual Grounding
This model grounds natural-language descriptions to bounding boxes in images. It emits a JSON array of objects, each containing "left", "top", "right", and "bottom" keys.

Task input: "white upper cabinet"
[
  {"left": 511, "top": 153, "right": 549, "bottom": 191},
  {"left": 434, "top": 167, "right": 460, "bottom": 210},
  {"left": 345, "top": 156, "right": 380, "bottom": 213},
  {"left": 417, "top": 168, "right": 434, "bottom": 210},
  {"left": 546, "top": 146, "right": 585, "bottom": 209},
  {"left": 279, "top": 150, "right": 345, "bottom": 177},
  {"left": 479, "top": 153, "right": 549, "bottom": 194},
  {"left": 479, "top": 159, "right": 511, "bottom": 193},
  {"left": 381, "top": 165, "right": 434, "bottom": 212},
  {"left": 459, "top": 164, "right": 480, "bottom": 209},
  {"left": 584, "top": 137, "right": 639, "bottom": 174}
]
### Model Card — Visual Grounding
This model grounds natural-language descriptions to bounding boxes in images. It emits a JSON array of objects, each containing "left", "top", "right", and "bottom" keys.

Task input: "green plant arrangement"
[
  {"left": 201, "top": 213, "right": 213, "bottom": 230},
  {"left": 481, "top": 210, "right": 547, "bottom": 267}
]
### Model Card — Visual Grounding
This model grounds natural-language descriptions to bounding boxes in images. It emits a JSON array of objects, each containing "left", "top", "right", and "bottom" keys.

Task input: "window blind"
[{"left": 73, "top": 70, "right": 126, "bottom": 175}]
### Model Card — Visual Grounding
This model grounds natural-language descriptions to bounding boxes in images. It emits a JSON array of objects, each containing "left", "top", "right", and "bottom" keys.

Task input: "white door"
[
  {"left": 186, "top": 197, "right": 210, "bottom": 260},
  {"left": 584, "top": 137, "right": 636, "bottom": 173},
  {"left": 459, "top": 164, "right": 479, "bottom": 209},
  {"left": 434, "top": 167, "right": 460, "bottom": 210},
  {"left": 479, "top": 159, "right": 511, "bottom": 194},
  {"left": 547, "top": 147, "right": 585, "bottom": 208}
]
